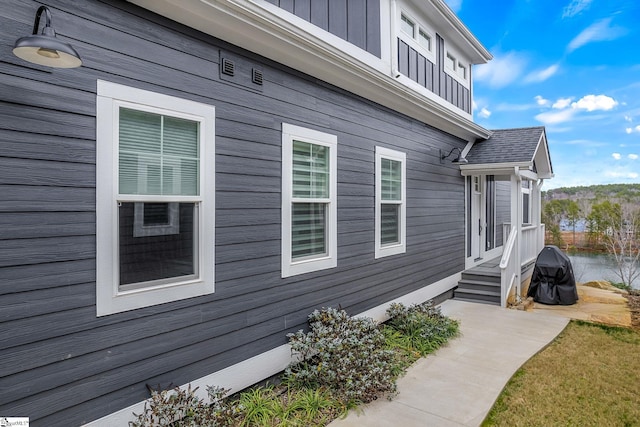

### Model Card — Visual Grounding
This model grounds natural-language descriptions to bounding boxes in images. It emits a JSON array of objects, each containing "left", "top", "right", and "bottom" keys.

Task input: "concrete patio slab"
[{"left": 328, "top": 299, "right": 569, "bottom": 427}]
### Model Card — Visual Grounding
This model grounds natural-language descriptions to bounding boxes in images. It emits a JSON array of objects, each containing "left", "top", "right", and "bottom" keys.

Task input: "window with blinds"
[
  {"left": 96, "top": 80, "right": 215, "bottom": 316},
  {"left": 281, "top": 123, "right": 337, "bottom": 277},
  {"left": 375, "top": 147, "right": 406, "bottom": 258}
]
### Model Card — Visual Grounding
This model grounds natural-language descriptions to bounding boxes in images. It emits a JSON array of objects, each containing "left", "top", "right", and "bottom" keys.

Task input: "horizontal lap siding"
[{"left": 0, "top": 0, "right": 465, "bottom": 425}]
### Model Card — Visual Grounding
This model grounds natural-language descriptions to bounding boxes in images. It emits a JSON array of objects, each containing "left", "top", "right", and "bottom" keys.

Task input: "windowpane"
[
  {"left": 446, "top": 53, "right": 456, "bottom": 70},
  {"left": 401, "top": 14, "right": 415, "bottom": 37},
  {"left": 418, "top": 29, "right": 431, "bottom": 51},
  {"left": 292, "top": 140, "right": 329, "bottom": 198},
  {"left": 143, "top": 203, "right": 170, "bottom": 226},
  {"left": 119, "top": 108, "right": 199, "bottom": 196},
  {"left": 381, "top": 158, "right": 402, "bottom": 201},
  {"left": 119, "top": 202, "right": 197, "bottom": 288},
  {"left": 523, "top": 194, "right": 530, "bottom": 224},
  {"left": 291, "top": 203, "right": 326, "bottom": 258},
  {"left": 381, "top": 204, "right": 400, "bottom": 245}
]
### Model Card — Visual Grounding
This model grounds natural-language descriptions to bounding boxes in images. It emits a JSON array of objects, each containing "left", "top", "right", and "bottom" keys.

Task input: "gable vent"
[
  {"left": 221, "top": 58, "right": 235, "bottom": 76},
  {"left": 252, "top": 68, "right": 263, "bottom": 85}
]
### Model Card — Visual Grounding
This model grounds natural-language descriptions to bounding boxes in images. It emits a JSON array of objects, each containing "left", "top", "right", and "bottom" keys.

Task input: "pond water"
[{"left": 568, "top": 252, "right": 639, "bottom": 289}]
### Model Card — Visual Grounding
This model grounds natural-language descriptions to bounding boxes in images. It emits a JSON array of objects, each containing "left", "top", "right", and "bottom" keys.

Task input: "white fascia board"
[
  {"left": 533, "top": 132, "right": 554, "bottom": 179},
  {"left": 459, "top": 162, "right": 532, "bottom": 176},
  {"left": 127, "top": 0, "right": 491, "bottom": 142}
]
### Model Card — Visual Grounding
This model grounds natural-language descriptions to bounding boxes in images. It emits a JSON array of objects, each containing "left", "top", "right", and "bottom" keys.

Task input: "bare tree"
[{"left": 601, "top": 203, "right": 640, "bottom": 288}]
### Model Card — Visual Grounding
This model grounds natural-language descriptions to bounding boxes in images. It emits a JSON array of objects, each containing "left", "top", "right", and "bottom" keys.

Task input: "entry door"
[{"left": 470, "top": 175, "right": 484, "bottom": 260}]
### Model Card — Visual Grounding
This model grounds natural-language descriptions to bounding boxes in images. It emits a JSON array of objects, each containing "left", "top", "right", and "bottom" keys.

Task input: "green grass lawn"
[{"left": 483, "top": 321, "right": 640, "bottom": 427}]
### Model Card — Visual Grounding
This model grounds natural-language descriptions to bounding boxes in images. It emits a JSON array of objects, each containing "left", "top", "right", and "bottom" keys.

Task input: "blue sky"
[{"left": 445, "top": 0, "right": 640, "bottom": 189}]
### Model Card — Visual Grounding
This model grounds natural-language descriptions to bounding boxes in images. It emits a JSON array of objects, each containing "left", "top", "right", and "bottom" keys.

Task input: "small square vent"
[
  {"left": 221, "top": 58, "right": 235, "bottom": 76},
  {"left": 252, "top": 68, "right": 263, "bottom": 85}
]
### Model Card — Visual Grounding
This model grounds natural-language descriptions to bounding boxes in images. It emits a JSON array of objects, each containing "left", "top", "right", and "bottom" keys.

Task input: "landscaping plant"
[{"left": 285, "top": 307, "right": 397, "bottom": 405}]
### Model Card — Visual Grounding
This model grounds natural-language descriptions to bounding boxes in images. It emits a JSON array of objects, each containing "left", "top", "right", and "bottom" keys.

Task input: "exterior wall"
[
  {"left": 0, "top": 0, "right": 466, "bottom": 425},
  {"left": 397, "top": 35, "right": 471, "bottom": 114},
  {"left": 495, "top": 178, "right": 511, "bottom": 246},
  {"left": 263, "top": 0, "right": 381, "bottom": 57}
]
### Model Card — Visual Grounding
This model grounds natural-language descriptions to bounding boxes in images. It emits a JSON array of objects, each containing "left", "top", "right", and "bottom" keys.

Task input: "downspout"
[{"left": 390, "top": 0, "right": 400, "bottom": 79}]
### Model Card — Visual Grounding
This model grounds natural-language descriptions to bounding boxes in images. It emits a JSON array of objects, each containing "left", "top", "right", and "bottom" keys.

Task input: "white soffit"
[{"left": 127, "top": 0, "right": 491, "bottom": 141}]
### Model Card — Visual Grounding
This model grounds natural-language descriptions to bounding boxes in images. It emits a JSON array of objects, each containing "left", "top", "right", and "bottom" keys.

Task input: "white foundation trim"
[{"left": 83, "top": 271, "right": 460, "bottom": 426}]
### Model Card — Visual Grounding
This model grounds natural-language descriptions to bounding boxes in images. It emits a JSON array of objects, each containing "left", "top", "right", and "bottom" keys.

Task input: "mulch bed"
[{"left": 628, "top": 291, "right": 640, "bottom": 329}]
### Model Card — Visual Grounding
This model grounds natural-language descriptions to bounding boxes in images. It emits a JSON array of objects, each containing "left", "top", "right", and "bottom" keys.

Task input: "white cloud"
[
  {"left": 567, "top": 18, "right": 628, "bottom": 52},
  {"left": 562, "top": 0, "right": 593, "bottom": 18},
  {"left": 636, "top": 125, "right": 640, "bottom": 132},
  {"left": 524, "top": 64, "right": 559, "bottom": 83},
  {"left": 535, "top": 95, "right": 549, "bottom": 106},
  {"left": 552, "top": 98, "right": 573, "bottom": 109},
  {"left": 535, "top": 108, "right": 577, "bottom": 125},
  {"left": 630, "top": 173, "right": 640, "bottom": 179},
  {"left": 612, "top": 153, "right": 622, "bottom": 160},
  {"left": 478, "top": 107, "right": 492, "bottom": 118},
  {"left": 474, "top": 52, "right": 527, "bottom": 88},
  {"left": 571, "top": 94, "right": 618, "bottom": 111},
  {"left": 624, "top": 115, "right": 633, "bottom": 122},
  {"left": 627, "top": 128, "right": 634, "bottom": 134},
  {"left": 629, "top": 154, "right": 639, "bottom": 160},
  {"left": 444, "top": 0, "right": 463, "bottom": 13}
]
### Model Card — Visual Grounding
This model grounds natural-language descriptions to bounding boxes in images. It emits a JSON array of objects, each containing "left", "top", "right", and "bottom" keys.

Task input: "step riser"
[
  {"left": 454, "top": 291, "right": 500, "bottom": 304},
  {"left": 461, "top": 273, "right": 500, "bottom": 283},
  {"left": 456, "top": 284, "right": 500, "bottom": 293}
]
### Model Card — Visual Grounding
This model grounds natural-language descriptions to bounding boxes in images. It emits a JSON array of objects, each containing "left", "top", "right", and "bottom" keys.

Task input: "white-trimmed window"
[
  {"left": 522, "top": 180, "right": 531, "bottom": 225},
  {"left": 281, "top": 123, "right": 337, "bottom": 277},
  {"left": 96, "top": 80, "right": 215, "bottom": 316},
  {"left": 398, "top": 10, "right": 434, "bottom": 60},
  {"left": 445, "top": 45, "right": 470, "bottom": 85},
  {"left": 375, "top": 147, "right": 406, "bottom": 258}
]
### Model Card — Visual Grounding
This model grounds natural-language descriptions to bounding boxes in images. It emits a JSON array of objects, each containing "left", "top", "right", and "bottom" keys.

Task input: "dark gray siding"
[
  {"left": 397, "top": 36, "right": 471, "bottom": 113},
  {"left": 0, "top": 0, "right": 465, "bottom": 425},
  {"left": 496, "top": 178, "right": 511, "bottom": 246},
  {"left": 264, "top": 0, "right": 381, "bottom": 57}
]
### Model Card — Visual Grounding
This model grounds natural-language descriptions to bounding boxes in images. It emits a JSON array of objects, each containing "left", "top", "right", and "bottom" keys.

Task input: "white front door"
[{"left": 470, "top": 175, "right": 484, "bottom": 261}]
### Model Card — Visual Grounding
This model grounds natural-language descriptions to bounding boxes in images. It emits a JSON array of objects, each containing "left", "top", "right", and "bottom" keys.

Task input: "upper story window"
[
  {"left": 281, "top": 123, "right": 337, "bottom": 277},
  {"left": 445, "top": 44, "right": 470, "bottom": 85},
  {"left": 397, "top": 9, "right": 434, "bottom": 60},
  {"left": 96, "top": 81, "right": 215, "bottom": 316}
]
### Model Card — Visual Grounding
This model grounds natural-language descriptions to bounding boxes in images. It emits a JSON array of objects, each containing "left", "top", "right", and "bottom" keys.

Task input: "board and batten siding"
[
  {"left": 263, "top": 0, "right": 381, "bottom": 58},
  {"left": 397, "top": 35, "right": 471, "bottom": 114},
  {"left": 0, "top": 0, "right": 465, "bottom": 425}
]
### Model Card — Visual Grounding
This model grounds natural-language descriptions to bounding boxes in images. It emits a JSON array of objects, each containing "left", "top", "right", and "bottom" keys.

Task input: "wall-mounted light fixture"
[
  {"left": 13, "top": 6, "right": 82, "bottom": 68},
  {"left": 440, "top": 147, "right": 468, "bottom": 164}
]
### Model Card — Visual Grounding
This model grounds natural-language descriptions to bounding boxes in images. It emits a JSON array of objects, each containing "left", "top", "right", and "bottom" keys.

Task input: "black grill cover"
[{"left": 527, "top": 245, "right": 578, "bottom": 305}]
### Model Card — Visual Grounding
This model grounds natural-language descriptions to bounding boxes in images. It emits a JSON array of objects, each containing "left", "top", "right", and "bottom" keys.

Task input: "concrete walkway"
[{"left": 328, "top": 299, "right": 569, "bottom": 427}]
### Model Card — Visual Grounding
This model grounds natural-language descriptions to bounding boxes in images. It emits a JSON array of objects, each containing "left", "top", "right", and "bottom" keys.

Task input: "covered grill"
[{"left": 527, "top": 245, "right": 578, "bottom": 305}]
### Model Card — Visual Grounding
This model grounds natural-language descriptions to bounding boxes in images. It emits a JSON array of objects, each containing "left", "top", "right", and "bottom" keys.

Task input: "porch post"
[
  {"left": 534, "top": 179, "right": 543, "bottom": 254},
  {"left": 510, "top": 170, "right": 522, "bottom": 296}
]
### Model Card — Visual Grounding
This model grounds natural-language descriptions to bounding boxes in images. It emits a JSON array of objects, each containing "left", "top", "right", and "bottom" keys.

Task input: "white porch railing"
[
  {"left": 500, "top": 223, "right": 546, "bottom": 306},
  {"left": 499, "top": 225, "right": 518, "bottom": 308}
]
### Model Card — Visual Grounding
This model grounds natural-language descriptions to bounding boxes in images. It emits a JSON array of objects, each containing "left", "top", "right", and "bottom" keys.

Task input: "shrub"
[
  {"left": 385, "top": 301, "right": 459, "bottom": 356},
  {"left": 129, "top": 384, "right": 238, "bottom": 426},
  {"left": 285, "top": 307, "right": 397, "bottom": 405}
]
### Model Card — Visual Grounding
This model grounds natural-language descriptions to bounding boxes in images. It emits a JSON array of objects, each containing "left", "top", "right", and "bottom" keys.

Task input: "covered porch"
[{"left": 455, "top": 127, "right": 553, "bottom": 307}]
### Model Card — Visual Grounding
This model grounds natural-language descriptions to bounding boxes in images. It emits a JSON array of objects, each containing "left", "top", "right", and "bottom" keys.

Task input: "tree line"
[{"left": 542, "top": 184, "right": 640, "bottom": 288}]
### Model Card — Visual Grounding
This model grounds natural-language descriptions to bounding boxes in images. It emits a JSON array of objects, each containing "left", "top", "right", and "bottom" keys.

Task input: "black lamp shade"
[{"left": 12, "top": 7, "right": 82, "bottom": 69}]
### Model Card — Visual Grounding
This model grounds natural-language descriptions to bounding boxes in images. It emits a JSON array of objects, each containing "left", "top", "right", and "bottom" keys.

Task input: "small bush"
[
  {"left": 285, "top": 307, "right": 397, "bottom": 405},
  {"left": 385, "top": 301, "right": 459, "bottom": 356},
  {"left": 129, "top": 384, "right": 237, "bottom": 426}
]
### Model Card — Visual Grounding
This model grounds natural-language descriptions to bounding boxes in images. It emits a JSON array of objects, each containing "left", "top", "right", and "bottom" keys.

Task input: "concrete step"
[{"left": 452, "top": 296, "right": 500, "bottom": 306}]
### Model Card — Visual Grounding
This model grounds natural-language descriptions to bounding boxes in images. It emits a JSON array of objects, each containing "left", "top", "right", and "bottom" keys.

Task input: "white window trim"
[
  {"left": 396, "top": 8, "right": 435, "bottom": 62},
  {"left": 96, "top": 80, "right": 215, "bottom": 316},
  {"left": 281, "top": 123, "right": 337, "bottom": 277},
  {"left": 375, "top": 146, "right": 407, "bottom": 258}
]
